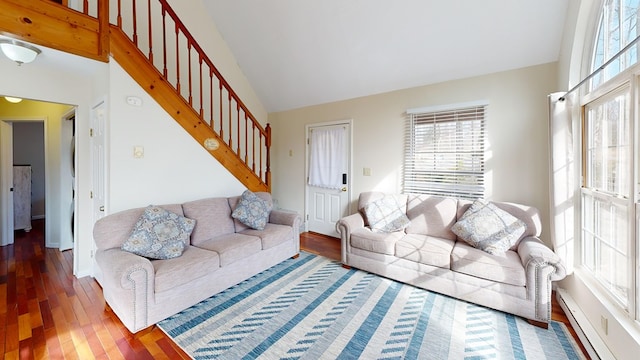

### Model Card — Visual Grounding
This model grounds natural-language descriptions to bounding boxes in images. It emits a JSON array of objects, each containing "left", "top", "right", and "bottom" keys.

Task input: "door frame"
[
  {"left": 0, "top": 117, "right": 48, "bottom": 247},
  {"left": 304, "top": 119, "right": 353, "bottom": 234}
]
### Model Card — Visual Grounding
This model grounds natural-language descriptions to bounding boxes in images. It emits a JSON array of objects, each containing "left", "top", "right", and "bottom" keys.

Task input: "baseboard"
[{"left": 556, "top": 288, "right": 613, "bottom": 360}]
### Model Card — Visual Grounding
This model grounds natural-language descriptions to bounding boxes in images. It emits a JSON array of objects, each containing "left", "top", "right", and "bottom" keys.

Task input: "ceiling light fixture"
[
  {"left": 4, "top": 96, "right": 23, "bottom": 103},
  {"left": 0, "top": 39, "right": 41, "bottom": 65}
]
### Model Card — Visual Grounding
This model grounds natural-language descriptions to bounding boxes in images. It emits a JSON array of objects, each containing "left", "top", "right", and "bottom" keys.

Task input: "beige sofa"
[
  {"left": 93, "top": 192, "right": 300, "bottom": 333},
  {"left": 336, "top": 191, "right": 566, "bottom": 326}
]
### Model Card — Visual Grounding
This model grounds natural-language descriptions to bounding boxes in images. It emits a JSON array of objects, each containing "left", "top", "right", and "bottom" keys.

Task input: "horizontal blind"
[{"left": 403, "top": 106, "right": 486, "bottom": 199}]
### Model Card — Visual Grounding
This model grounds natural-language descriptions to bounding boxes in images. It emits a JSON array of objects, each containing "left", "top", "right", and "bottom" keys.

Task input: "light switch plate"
[{"left": 133, "top": 146, "right": 144, "bottom": 158}]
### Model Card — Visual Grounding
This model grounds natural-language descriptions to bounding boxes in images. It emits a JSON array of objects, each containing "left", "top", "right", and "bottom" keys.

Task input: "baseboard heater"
[{"left": 556, "top": 288, "right": 612, "bottom": 359}]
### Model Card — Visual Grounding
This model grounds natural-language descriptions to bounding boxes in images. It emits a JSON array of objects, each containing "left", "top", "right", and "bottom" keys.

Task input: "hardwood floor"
[{"left": 1, "top": 221, "right": 588, "bottom": 359}]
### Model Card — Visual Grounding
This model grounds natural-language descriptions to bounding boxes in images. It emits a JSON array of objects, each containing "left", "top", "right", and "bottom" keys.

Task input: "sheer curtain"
[
  {"left": 308, "top": 127, "right": 345, "bottom": 190},
  {"left": 548, "top": 92, "right": 577, "bottom": 274}
]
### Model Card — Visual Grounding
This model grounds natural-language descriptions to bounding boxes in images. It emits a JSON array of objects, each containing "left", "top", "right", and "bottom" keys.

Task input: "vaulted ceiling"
[{"left": 204, "top": 0, "right": 570, "bottom": 113}]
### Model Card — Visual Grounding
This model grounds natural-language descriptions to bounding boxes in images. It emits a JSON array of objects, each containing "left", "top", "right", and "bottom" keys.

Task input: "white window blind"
[{"left": 403, "top": 105, "right": 486, "bottom": 199}]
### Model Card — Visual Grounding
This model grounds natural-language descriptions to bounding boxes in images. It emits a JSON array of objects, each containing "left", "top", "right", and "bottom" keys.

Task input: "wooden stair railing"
[
  {"left": 111, "top": 0, "right": 270, "bottom": 192},
  {"left": 0, "top": 0, "right": 270, "bottom": 192}
]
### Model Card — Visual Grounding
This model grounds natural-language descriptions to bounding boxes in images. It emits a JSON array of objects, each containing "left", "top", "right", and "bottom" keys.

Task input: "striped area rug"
[{"left": 158, "top": 252, "right": 585, "bottom": 359}]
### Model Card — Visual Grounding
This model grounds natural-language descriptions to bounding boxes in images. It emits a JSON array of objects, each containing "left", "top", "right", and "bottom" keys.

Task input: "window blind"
[{"left": 403, "top": 105, "right": 486, "bottom": 199}]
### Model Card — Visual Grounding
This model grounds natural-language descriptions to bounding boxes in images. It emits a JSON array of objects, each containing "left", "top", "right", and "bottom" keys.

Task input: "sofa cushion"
[
  {"left": 229, "top": 192, "right": 274, "bottom": 232},
  {"left": 153, "top": 246, "right": 220, "bottom": 293},
  {"left": 362, "top": 195, "right": 410, "bottom": 233},
  {"left": 451, "top": 199, "right": 526, "bottom": 255},
  {"left": 194, "top": 233, "right": 262, "bottom": 266},
  {"left": 121, "top": 206, "right": 196, "bottom": 260},
  {"left": 358, "top": 192, "right": 408, "bottom": 226},
  {"left": 451, "top": 242, "right": 526, "bottom": 286},
  {"left": 231, "top": 190, "right": 273, "bottom": 230},
  {"left": 94, "top": 204, "right": 184, "bottom": 250},
  {"left": 182, "top": 197, "right": 235, "bottom": 246},
  {"left": 240, "top": 223, "right": 294, "bottom": 250},
  {"left": 395, "top": 234, "right": 455, "bottom": 269},
  {"left": 457, "top": 200, "right": 541, "bottom": 240},
  {"left": 405, "top": 195, "right": 458, "bottom": 240},
  {"left": 350, "top": 228, "right": 404, "bottom": 255}
]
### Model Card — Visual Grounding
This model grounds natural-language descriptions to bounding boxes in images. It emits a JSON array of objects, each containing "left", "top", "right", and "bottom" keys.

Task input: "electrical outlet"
[
  {"left": 601, "top": 315, "right": 608, "bottom": 335},
  {"left": 363, "top": 167, "right": 371, "bottom": 176}
]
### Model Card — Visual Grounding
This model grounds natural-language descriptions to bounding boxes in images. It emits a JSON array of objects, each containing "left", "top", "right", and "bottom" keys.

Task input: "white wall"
[
  {"left": 107, "top": 61, "right": 246, "bottom": 212},
  {"left": 269, "top": 62, "right": 559, "bottom": 246}
]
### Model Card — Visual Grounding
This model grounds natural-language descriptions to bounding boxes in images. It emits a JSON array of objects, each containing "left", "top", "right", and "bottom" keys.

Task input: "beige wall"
[{"left": 269, "top": 62, "right": 558, "bottom": 245}]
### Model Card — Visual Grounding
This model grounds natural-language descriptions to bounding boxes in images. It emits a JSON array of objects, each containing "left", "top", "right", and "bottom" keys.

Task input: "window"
[
  {"left": 582, "top": 89, "right": 631, "bottom": 308},
  {"left": 582, "top": 0, "right": 639, "bottom": 318},
  {"left": 403, "top": 104, "right": 486, "bottom": 199}
]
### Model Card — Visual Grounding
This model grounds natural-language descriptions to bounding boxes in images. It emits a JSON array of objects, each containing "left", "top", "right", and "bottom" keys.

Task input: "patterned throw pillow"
[
  {"left": 451, "top": 199, "right": 526, "bottom": 255},
  {"left": 363, "top": 195, "right": 410, "bottom": 233},
  {"left": 232, "top": 190, "right": 272, "bottom": 230},
  {"left": 122, "top": 206, "right": 196, "bottom": 260}
]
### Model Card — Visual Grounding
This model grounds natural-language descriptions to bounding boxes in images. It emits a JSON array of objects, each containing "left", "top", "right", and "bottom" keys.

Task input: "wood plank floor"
[{"left": 1, "top": 221, "right": 588, "bottom": 359}]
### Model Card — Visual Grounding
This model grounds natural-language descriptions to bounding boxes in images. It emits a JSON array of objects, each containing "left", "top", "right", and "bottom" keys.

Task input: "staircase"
[{"left": 0, "top": 0, "right": 270, "bottom": 192}]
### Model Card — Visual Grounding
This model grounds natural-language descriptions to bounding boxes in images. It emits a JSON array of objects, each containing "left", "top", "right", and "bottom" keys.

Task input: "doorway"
[
  {"left": 305, "top": 120, "right": 352, "bottom": 237},
  {"left": 0, "top": 98, "right": 76, "bottom": 253}
]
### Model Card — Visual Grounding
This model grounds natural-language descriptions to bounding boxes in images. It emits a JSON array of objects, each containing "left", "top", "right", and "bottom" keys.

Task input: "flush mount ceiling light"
[
  {"left": 4, "top": 96, "right": 23, "bottom": 103},
  {"left": 0, "top": 39, "right": 41, "bottom": 65}
]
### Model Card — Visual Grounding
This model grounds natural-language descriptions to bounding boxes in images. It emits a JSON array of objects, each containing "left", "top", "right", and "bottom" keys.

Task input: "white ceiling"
[{"left": 204, "top": 0, "right": 569, "bottom": 113}]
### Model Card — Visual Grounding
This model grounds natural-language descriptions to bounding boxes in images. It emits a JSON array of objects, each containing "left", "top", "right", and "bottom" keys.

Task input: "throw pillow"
[
  {"left": 451, "top": 199, "right": 526, "bottom": 255},
  {"left": 363, "top": 195, "right": 410, "bottom": 233},
  {"left": 232, "top": 190, "right": 272, "bottom": 230},
  {"left": 122, "top": 205, "right": 196, "bottom": 260}
]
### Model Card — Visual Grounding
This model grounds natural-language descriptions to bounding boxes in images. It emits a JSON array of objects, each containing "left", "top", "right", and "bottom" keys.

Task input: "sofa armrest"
[
  {"left": 517, "top": 236, "right": 567, "bottom": 281},
  {"left": 95, "top": 248, "right": 155, "bottom": 332},
  {"left": 269, "top": 209, "right": 301, "bottom": 230},
  {"left": 517, "top": 236, "right": 567, "bottom": 322},
  {"left": 336, "top": 213, "right": 366, "bottom": 263}
]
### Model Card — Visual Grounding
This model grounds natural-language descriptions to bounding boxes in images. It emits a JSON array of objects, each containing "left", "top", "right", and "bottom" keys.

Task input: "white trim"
[
  {"left": 406, "top": 100, "right": 489, "bottom": 114},
  {"left": 557, "top": 288, "right": 612, "bottom": 360}
]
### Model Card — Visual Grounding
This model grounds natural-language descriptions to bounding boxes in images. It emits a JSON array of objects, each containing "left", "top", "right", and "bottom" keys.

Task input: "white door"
[
  {"left": 91, "top": 102, "right": 106, "bottom": 226},
  {"left": 306, "top": 121, "right": 351, "bottom": 237}
]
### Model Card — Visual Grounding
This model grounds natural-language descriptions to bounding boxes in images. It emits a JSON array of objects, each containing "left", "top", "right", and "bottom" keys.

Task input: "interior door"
[
  {"left": 91, "top": 101, "right": 106, "bottom": 226},
  {"left": 306, "top": 122, "right": 351, "bottom": 237}
]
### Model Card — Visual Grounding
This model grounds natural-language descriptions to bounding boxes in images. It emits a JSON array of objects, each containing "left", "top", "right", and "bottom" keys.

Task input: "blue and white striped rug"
[{"left": 158, "top": 252, "right": 585, "bottom": 359}]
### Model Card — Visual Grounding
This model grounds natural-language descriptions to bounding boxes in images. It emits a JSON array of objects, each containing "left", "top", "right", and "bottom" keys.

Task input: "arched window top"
[{"left": 590, "top": 0, "right": 640, "bottom": 89}]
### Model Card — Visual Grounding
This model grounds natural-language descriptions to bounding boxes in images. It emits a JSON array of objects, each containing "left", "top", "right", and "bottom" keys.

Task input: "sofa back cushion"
[
  {"left": 182, "top": 198, "right": 235, "bottom": 246},
  {"left": 405, "top": 194, "right": 458, "bottom": 240},
  {"left": 456, "top": 200, "right": 541, "bottom": 248},
  {"left": 228, "top": 192, "right": 274, "bottom": 232},
  {"left": 93, "top": 204, "right": 184, "bottom": 250}
]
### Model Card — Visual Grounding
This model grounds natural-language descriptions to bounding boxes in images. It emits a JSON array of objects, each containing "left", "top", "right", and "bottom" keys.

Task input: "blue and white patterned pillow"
[
  {"left": 363, "top": 195, "right": 410, "bottom": 233},
  {"left": 451, "top": 199, "right": 526, "bottom": 255},
  {"left": 232, "top": 190, "right": 272, "bottom": 230},
  {"left": 122, "top": 206, "right": 196, "bottom": 260}
]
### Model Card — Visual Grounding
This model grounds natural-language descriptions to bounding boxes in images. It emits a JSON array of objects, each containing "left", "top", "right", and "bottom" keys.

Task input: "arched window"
[
  {"left": 581, "top": 0, "right": 640, "bottom": 318},
  {"left": 590, "top": 0, "right": 640, "bottom": 88}
]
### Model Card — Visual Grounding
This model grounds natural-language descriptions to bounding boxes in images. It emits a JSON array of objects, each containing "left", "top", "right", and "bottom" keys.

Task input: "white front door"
[{"left": 306, "top": 121, "right": 351, "bottom": 237}]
